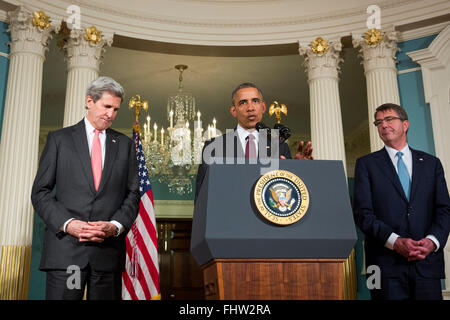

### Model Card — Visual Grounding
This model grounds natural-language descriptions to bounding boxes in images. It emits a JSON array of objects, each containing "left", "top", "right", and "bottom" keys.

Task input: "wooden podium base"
[{"left": 202, "top": 259, "right": 345, "bottom": 300}]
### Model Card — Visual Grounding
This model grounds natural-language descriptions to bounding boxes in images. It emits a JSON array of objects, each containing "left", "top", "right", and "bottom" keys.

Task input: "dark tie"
[
  {"left": 245, "top": 133, "right": 256, "bottom": 158},
  {"left": 396, "top": 151, "right": 410, "bottom": 200},
  {"left": 91, "top": 129, "right": 102, "bottom": 191}
]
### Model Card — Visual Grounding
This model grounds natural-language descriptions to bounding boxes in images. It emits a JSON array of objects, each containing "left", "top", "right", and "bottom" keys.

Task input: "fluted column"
[
  {"left": 0, "top": 7, "right": 57, "bottom": 299},
  {"left": 62, "top": 27, "right": 113, "bottom": 127},
  {"left": 300, "top": 38, "right": 355, "bottom": 299},
  {"left": 353, "top": 29, "right": 400, "bottom": 152},
  {"left": 299, "top": 38, "right": 347, "bottom": 174}
]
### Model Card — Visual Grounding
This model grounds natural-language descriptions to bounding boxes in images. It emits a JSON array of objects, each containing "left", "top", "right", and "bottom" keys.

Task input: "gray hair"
[
  {"left": 374, "top": 103, "right": 408, "bottom": 121},
  {"left": 231, "top": 82, "right": 263, "bottom": 105},
  {"left": 86, "top": 76, "right": 125, "bottom": 103}
]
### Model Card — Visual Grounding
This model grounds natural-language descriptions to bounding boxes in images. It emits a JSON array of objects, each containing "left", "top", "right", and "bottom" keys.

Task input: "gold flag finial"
[
  {"left": 129, "top": 94, "right": 149, "bottom": 137},
  {"left": 32, "top": 10, "right": 51, "bottom": 30},
  {"left": 269, "top": 101, "right": 288, "bottom": 124}
]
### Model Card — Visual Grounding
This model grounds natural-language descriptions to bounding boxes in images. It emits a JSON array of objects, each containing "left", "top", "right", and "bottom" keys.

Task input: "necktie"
[
  {"left": 91, "top": 129, "right": 102, "bottom": 191},
  {"left": 396, "top": 151, "right": 410, "bottom": 200},
  {"left": 245, "top": 133, "right": 256, "bottom": 158}
]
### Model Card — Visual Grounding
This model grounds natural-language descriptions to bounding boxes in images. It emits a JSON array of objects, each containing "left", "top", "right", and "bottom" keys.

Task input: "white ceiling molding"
[
  {"left": 398, "top": 21, "right": 449, "bottom": 42},
  {"left": 2, "top": 0, "right": 449, "bottom": 45},
  {"left": 407, "top": 25, "right": 450, "bottom": 102},
  {"left": 0, "top": 9, "right": 7, "bottom": 22}
]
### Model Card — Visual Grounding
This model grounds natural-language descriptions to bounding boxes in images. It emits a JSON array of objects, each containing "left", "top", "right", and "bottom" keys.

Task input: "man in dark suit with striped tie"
[
  {"left": 195, "top": 82, "right": 313, "bottom": 202},
  {"left": 353, "top": 103, "right": 450, "bottom": 300}
]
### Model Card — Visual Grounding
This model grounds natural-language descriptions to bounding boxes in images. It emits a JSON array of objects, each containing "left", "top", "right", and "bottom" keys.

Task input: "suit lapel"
[
  {"left": 226, "top": 127, "right": 243, "bottom": 159},
  {"left": 233, "top": 127, "right": 242, "bottom": 158},
  {"left": 71, "top": 120, "right": 96, "bottom": 194},
  {"left": 374, "top": 148, "right": 408, "bottom": 202},
  {"left": 97, "top": 129, "right": 119, "bottom": 194},
  {"left": 409, "top": 148, "right": 423, "bottom": 201}
]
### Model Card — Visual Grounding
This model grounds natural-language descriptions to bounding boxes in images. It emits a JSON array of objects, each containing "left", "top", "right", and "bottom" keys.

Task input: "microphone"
[
  {"left": 255, "top": 122, "right": 270, "bottom": 132},
  {"left": 255, "top": 122, "right": 272, "bottom": 141},
  {"left": 274, "top": 123, "right": 291, "bottom": 143},
  {"left": 256, "top": 122, "right": 291, "bottom": 143}
]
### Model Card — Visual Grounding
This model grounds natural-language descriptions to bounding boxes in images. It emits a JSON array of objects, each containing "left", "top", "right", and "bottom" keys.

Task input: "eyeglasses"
[{"left": 373, "top": 116, "right": 403, "bottom": 127}]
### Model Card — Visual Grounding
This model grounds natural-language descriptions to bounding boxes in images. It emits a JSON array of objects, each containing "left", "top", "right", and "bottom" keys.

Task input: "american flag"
[{"left": 122, "top": 130, "right": 160, "bottom": 300}]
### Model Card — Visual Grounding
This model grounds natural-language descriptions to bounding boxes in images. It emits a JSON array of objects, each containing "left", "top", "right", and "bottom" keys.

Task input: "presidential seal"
[{"left": 254, "top": 170, "right": 309, "bottom": 225}]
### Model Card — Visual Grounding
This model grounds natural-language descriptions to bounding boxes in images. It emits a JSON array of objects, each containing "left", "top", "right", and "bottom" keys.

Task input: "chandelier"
[{"left": 138, "top": 65, "right": 218, "bottom": 195}]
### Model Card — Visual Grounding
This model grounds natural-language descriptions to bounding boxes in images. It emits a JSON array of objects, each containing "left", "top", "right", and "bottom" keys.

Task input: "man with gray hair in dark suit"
[{"left": 31, "top": 76, "right": 140, "bottom": 300}]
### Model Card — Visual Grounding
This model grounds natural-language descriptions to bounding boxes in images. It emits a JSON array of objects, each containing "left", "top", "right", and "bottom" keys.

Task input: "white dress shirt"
[
  {"left": 62, "top": 117, "right": 123, "bottom": 236},
  {"left": 236, "top": 124, "right": 259, "bottom": 156},
  {"left": 383, "top": 144, "right": 439, "bottom": 251}
]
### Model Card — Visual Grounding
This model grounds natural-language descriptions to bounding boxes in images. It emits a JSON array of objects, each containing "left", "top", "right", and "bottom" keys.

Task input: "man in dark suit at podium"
[
  {"left": 353, "top": 103, "right": 450, "bottom": 300},
  {"left": 31, "top": 77, "right": 140, "bottom": 300},
  {"left": 195, "top": 82, "right": 313, "bottom": 202}
]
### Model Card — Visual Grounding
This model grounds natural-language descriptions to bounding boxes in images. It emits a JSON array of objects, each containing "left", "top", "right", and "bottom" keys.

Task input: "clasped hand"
[
  {"left": 393, "top": 237, "right": 436, "bottom": 261},
  {"left": 66, "top": 220, "right": 117, "bottom": 243}
]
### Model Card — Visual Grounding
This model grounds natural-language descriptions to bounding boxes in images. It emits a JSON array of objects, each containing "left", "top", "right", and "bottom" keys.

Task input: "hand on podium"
[{"left": 280, "top": 141, "right": 313, "bottom": 160}]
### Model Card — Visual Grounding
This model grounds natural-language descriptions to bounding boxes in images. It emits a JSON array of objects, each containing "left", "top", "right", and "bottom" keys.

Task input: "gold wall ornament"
[
  {"left": 364, "top": 28, "right": 383, "bottom": 46},
  {"left": 269, "top": 101, "right": 287, "bottom": 124},
  {"left": 32, "top": 10, "right": 51, "bottom": 31},
  {"left": 84, "top": 26, "right": 102, "bottom": 45},
  {"left": 311, "top": 37, "right": 329, "bottom": 54},
  {"left": 129, "top": 94, "right": 149, "bottom": 136}
]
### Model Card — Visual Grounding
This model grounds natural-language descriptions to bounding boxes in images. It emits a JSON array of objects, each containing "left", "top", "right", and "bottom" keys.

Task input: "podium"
[{"left": 191, "top": 160, "right": 357, "bottom": 300}]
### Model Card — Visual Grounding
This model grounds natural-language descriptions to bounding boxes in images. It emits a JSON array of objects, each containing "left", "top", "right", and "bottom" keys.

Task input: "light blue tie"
[{"left": 397, "top": 151, "right": 411, "bottom": 200}]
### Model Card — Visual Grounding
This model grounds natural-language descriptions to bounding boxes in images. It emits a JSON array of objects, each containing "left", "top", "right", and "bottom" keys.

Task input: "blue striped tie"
[{"left": 397, "top": 151, "right": 411, "bottom": 200}]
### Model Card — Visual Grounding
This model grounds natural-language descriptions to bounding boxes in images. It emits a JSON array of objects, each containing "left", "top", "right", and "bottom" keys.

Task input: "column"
[
  {"left": 352, "top": 29, "right": 401, "bottom": 152},
  {"left": 300, "top": 38, "right": 355, "bottom": 299},
  {"left": 407, "top": 25, "right": 450, "bottom": 293},
  {"left": 299, "top": 37, "right": 347, "bottom": 173},
  {"left": 62, "top": 26, "right": 113, "bottom": 127},
  {"left": 0, "top": 7, "right": 57, "bottom": 299}
]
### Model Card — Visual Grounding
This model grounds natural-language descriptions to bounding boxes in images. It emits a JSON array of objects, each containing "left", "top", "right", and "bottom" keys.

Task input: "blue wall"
[
  {"left": 151, "top": 175, "right": 195, "bottom": 200},
  {"left": 29, "top": 214, "right": 46, "bottom": 299},
  {"left": 0, "top": 21, "right": 10, "bottom": 141},
  {"left": 397, "top": 35, "right": 437, "bottom": 155}
]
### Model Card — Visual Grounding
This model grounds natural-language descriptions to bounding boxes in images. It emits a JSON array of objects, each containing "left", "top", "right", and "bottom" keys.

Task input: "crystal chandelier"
[{"left": 140, "top": 65, "right": 218, "bottom": 195}]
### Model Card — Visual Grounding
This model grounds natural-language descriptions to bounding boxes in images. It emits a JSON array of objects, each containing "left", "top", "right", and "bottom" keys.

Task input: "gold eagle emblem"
[
  {"left": 84, "top": 26, "right": 102, "bottom": 45},
  {"left": 269, "top": 186, "right": 292, "bottom": 208},
  {"left": 32, "top": 10, "right": 51, "bottom": 31}
]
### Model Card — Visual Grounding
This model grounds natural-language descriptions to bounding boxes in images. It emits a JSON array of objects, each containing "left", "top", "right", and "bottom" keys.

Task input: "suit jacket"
[
  {"left": 194, "top": 129, "right": 292, "bottom": 203},
  {"left": 31, "top": 120, "right": 140, "bottom": 272},
  {"left": 353, "top": 147, "right": 450, "bottom": 278}
]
